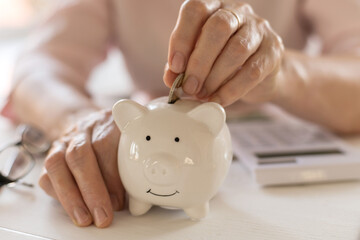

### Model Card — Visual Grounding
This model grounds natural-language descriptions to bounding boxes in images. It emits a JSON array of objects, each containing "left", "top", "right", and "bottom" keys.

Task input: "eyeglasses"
[{"left": 0, "top": 125, "right": 50, "bottom": 188}]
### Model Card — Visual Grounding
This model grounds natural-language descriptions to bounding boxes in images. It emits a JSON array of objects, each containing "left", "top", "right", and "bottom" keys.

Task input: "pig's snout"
[{"left": 144, "top": 153, "right": 180, "bottom": 186}]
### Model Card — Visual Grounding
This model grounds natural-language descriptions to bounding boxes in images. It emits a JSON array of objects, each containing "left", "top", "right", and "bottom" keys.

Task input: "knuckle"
[
  {"left": 65, "top": 134, "right": 89, "bottom": 168},
  {"left": 257, "top": 17, "right": 270, "bottom": 29},
  {"left": 228, "top": 36, "right": 252, "bottom": 61},
  {"left": 92, "top": 128, "right": 119, "bottom": 155},
  {"left": 170, "top": 31, "right": 191, "bottom": 49},
  {"left": 182, "top": 0, "right": 209, "bottom": 18},
  {"left": 170, "top": 30, "right": 185, "bottom": 42},
  {"left": 209, "top": 11, "right": 234, "bottom": 34},
  {"left": 239, "top": 3, "right": 253, "bottom": 14},
  {"left": 93, "top": 121, "right": 119, "bottom": 143},
  {"left": 203, "top": 25, "right": 228, "bottom": 43},
  {"left": 270, "top": 44, "right": 280, "bottom": 58},
  {"left": 189, "top": 55, "right": 209, "bottom": 70},
  {"left": 249, "top": 60, "right": 263, "bottom": 80},
  {"left": 274, "top": 35, "right": 284, "bottom": 52},
  {"left": 265, "top": 36, "right": 283, "bottom": 60},
  {"left": 92, "top": 137, "right": 111, "bottom": 159},
  {"left": 237, "top": 37, "right": 252, "bottom": 53},
  {"left": 274, "top": 34, "right": 283, "bottom": 45}
]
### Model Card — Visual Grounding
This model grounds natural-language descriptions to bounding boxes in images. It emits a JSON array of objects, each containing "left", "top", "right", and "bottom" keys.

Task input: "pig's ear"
[
  {"left": 112, "top": 99, "right": 148, "bottom": 131},
  {"left": 187, "top": 102, "right": 226, "bottom": 135}
]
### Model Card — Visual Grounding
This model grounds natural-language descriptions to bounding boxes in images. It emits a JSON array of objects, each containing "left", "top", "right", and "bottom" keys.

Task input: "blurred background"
[
  {"left": 0, "top": 0, "right": 51, "bottom": 104},
  {"left": 0, "top": 0, "right": 133, "bottom": 110}
]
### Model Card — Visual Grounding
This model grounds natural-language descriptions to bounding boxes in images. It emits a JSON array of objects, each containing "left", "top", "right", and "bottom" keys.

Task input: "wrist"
[{"left": 271, "top": 50, "right": 308, "bottom": 106}]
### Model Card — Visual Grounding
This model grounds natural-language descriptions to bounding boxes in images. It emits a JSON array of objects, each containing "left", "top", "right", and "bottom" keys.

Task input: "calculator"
[{"left": 228, "top": 116, "right": 360, "bottom": 186}]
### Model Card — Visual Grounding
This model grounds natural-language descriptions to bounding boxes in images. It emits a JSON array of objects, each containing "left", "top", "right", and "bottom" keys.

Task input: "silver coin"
[{"left": 168, "top": 73, "right": 185, "bottom": 104}]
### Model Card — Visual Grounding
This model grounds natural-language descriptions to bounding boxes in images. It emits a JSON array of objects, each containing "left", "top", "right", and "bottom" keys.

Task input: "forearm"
[
  {"left": 11, "top": 55, "right": 99, "bottom": 140},
  {"left": 7, "top": 0, "right": 113, "bottom": 140},
  {"left": 274, "top": 50, "right": 360, "bottom": 133}
]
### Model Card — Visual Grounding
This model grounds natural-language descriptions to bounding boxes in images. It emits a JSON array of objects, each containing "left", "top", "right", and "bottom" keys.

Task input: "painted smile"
[{"left": 146, "top": 189, "right": 179, "bottom": 197}]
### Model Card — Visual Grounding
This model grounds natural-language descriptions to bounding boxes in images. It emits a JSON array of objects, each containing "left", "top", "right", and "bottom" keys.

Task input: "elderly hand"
[
  {"left": 164, "top": 0, "right": 284, "bottom": 106},
  {"left": 38, "top": 109, "right": 124, "bottom": 228}
]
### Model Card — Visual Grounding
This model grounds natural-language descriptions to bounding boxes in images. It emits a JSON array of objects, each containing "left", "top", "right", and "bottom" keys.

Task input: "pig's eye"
[
  {"left": 174, "top": 137, "right": 180, "bottom": 142},
  {"left": 146, "top": 135, "right": 151, "bottom": 141}
]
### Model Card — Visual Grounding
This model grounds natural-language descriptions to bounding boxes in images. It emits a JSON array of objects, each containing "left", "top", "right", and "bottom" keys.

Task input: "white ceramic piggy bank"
[{"left": 112, "top": 97, "right": 232, "bottom": 220}]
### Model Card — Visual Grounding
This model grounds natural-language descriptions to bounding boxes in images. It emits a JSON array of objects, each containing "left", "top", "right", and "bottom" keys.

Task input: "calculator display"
[{"left": 256, "top": 149, "right": 344, "bottom": 165}]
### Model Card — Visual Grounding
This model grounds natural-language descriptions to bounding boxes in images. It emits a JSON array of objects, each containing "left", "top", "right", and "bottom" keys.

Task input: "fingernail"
[
  {"left": 94, "top": 207, "right": 108, "bottom": 227},
  {"left": 110, "top": 194, "right": 120, "bottom": 210},
  {"left": 170, "top": 52, "right": 185, "bottom": 73},
  {"left": 197, "top": 88, "right": 208, "bottom": 99},
  {"left": 164, "top": 62, "right": 169, "bottom": 72},
  {"left": 210, "top": 96, "right": 222, "bottom": 105},
  {"left": 73, "top": 207, "right": 91, "bottom": 226},
  {"left": 183, "top": 76, "right": 199, "bottom": 95},
  {"left": 163, "top": 66, "right": 173, "bottom": 88}
]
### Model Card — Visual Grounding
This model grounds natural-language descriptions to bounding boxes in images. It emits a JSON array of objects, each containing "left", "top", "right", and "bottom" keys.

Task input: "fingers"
[
  {"left": 163, "top": 63, "right": 179, "bottom": 88},
  {"left": 198, "top": 18, "right": 263, "bottom": 98},
  {"left": 182, "top": 8, "right": 242, "bottom": 95},
  {"left": 92, "top": 116, "right": 125, "bottom": 211},
  {"left": 165, "top": 0, "right": 221, "bottom": 85},
  {"left": 40, "top": 110, "right": 126, "bottom": 228},
  {"left": 65, "top": 131, "right": 113, "bottom": 228},
  {"left": 210, "top": 35, "right": 282, "bottom": 106},
  {"left": 44, "top": 141, "right": 93, "bottom": 227},
  {"left": 38, "top": 171, "right": 58, "bottom": 200},
  {"left": 166, "top": 1, "right": 284, "bottom": 106}
]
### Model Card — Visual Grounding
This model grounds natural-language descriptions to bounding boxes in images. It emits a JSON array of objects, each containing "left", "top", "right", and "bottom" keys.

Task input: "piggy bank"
[{"left": 112, "top": 97, "right": 232, "bottom": 220}]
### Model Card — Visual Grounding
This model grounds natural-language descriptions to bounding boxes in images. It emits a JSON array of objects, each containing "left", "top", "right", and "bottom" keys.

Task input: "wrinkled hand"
[
  {"left": 39, "top": 109, "right": 124, "bottom": 228},
  {"left": 164, "top": 0, "right": 284, "bottom": 106}
]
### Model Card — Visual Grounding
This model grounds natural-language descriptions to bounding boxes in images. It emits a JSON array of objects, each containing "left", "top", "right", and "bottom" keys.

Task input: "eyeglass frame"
[{"left": 0, "top": 125, "right": 50, "bottom": 188}]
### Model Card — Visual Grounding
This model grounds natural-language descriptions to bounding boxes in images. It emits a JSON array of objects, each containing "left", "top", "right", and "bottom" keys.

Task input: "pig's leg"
[
  {"left": 129, "top": 197, "right": 152, "bottom": 216},
  {"left": 184, "top": 201, "right": 209, "bottom": 220}
]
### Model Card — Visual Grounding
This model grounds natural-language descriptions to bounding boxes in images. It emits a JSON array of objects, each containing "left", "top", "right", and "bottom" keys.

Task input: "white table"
[{"left": 1, "top": 115, "right": 360, "bottom": 240}]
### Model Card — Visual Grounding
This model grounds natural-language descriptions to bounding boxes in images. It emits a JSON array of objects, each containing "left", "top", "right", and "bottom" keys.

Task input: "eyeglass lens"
[
  {"left": 20, "top": 125, "right": 50, "bottom": 154},
  {"left": 0, "top": 146, "right": 34, "bottom": 182}
]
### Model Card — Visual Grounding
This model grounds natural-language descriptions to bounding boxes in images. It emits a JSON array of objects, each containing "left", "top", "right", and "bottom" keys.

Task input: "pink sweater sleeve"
[
  {"left": 303, "top": 0, "right": 360, "bottom": 54},
  {"left": 10, "top": 0, "right": 112, "bottom": 102}
]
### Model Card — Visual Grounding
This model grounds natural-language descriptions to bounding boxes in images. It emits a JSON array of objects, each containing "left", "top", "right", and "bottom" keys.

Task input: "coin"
[{"left": 168, "top": 73, "right": 185, "bottom": 104}]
